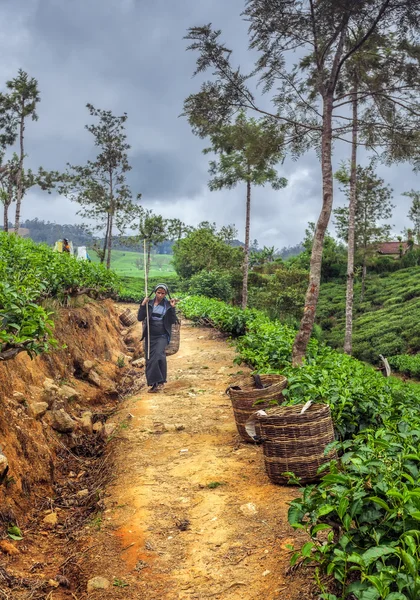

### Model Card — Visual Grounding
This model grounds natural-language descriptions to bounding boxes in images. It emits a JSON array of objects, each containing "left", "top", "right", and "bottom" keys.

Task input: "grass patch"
[
  {"left": 207, "top": 481, "right": 225, "bottom": 489},
  {"left": 90, "top": 249, "right": 176, "bottom": 278}
]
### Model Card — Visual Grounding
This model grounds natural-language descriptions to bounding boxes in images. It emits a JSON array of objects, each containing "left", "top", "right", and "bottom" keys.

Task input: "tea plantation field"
[
  {"left": 317, "top": 266, "right": 420, "bottom": 364},
  {"left": 90, "top": 249, "right": 175, "bottom": 278}
]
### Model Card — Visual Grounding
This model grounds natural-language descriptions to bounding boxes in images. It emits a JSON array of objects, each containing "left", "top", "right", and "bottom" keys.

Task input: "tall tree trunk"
[
  {"left": 292, "top": 94, "right": 334, "bottom": 366},
  {"left": 14, "top": 111, "right": 25, "bottom": 234},
  {"left": 106, "top": 173, "right": 114, "bottom": 269},
  {"left": 3, "top": 198, "right": 10, "bottom": 233},
  {"left": 106, "top": 211, "right": 113, "bottom": 269},
  {"left": 5, "top": 178, "right": 14, "bottom": 233},
  {"left": 361, "top": 254, "right": 367, "bottom": 302},
  {"left": 101, "top": 213, "right": 110, "bottom": 264},
  {"left": 242, "top": 175, "right": 251, "bottom": 310},
  {"left": 343, "top": 84, "right": 358, "bottom": 355}
]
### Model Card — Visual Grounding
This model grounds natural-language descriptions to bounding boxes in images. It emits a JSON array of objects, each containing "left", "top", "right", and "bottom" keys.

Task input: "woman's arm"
[{"left": 137, "top": 298, "right": 149, "bottom": 321}]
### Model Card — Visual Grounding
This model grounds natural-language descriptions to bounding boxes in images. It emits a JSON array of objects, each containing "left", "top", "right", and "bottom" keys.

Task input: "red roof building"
[{"left": 377, "top": 241, "right": 410, "bottom": 256}]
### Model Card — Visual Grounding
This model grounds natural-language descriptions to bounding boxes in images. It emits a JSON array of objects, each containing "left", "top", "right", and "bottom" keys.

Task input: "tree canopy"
[{"left": 172, "top": 226, "right": 243, "bottom": 280}]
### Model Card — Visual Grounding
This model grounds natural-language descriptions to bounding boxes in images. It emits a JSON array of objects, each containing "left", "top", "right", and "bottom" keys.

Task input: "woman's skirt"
[{"left": 145, "top": 335, "right": 168, "bottom": 386}]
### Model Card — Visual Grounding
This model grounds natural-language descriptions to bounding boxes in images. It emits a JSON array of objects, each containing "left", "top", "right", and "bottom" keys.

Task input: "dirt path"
[{"left": 88, "top": 320, "right": 312, "bottom": 599}]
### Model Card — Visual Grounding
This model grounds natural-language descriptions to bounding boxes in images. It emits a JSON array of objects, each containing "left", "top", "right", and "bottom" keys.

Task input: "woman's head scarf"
[{"left": 153, "top": 283, "right": 170, "bottom": 296}]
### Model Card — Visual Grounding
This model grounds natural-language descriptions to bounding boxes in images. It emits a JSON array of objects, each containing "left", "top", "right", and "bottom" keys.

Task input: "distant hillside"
[
  {"left": 3, "top": 219, "right": 174, "bottom": 254},
  {"left": 229, "top": 240, "right": 304, "bottom": 259},
  {"left": 5, "top": 219, "right": 95, "bottom": 247},
  {"left": 9, "top": 219, "right": 302, "bottom": 259},
  {"left": 278, "top": 243, "right": 305, "bottom": 259},
  {"left": 317, "top": 266, "right": 420, "bottom": 363}
]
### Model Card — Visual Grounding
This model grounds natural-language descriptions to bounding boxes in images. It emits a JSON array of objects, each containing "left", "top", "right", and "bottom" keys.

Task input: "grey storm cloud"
[{"left": 0, "top": 0, "right": 417, "bottom": 247}]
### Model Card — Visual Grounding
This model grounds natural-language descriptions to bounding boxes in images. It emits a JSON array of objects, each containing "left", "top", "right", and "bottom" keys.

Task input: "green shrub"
[
  {"left": 288, "top": 425, "right": 420, "bottom": 600},
  {"left": 408, "top": 336, "right": 420, "bottom": 352},
  {"left": 388, "top": 353, "right": 420, "bottom": 378},
  {"left": 248, "top": 265, "right": 307, "bottom": 321},
  {"left": 248, "top": 271, "right": 268, "bottom": 287},
  {"left": 402, "top": 287, "right": 420, "bottom": 301},
  {"left": 401, "top": 248, "right": 420, "bottom": 268},
  {"left": 383, "top": 296, "right": 403, "bottom": 306},
  {"left": 370, "top": 255, "right": 402, "bottom": 273},
  {"left": 172, "top": 228, "right": 242, "bottom": 279},
  {"left": 187, "top": 270, "right": 233, "bottom": 302}
]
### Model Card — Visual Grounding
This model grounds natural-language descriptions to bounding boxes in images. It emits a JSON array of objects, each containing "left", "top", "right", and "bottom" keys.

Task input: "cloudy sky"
[{"left": 0, "top": 0, "right": 418, "bottom": 248}]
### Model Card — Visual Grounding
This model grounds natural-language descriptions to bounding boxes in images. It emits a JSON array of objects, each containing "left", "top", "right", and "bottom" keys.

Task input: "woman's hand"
[
  {"left": 169, "top": 298, "right": 176, "bottom": 308},
  {"left": 141, "top": 297, "right": 150, "bottom": 306}
]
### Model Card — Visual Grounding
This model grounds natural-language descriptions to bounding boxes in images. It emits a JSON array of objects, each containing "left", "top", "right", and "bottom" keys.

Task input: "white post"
[{"left": 143, "top": 239, "right": 150, "bottom": 360}]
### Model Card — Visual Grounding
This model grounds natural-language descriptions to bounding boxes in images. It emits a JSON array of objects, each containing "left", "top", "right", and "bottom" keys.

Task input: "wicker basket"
[
  {"left": 166, "top": 321, "right": 181, "bottom": 356},
  {"left": 256, "top": 403, "right": 336, "bottom": 485},
  {"left": 226, "top": 375, "right": 287, "bottom": 443},
  {"left": 119, "top": 308, "right": 137, "bottom": 327}
]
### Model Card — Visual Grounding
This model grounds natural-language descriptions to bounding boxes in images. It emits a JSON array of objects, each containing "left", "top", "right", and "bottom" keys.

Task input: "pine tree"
[
  {"left": 218, "top": 224, "right": 238, "bottom": 244},
  {"left": 0, "top": 153, "right": 61, "bottom": 232},
  {"left": 166, "top": 219, "right": 194, "bottom": 241},
  {"left": 62, "top": 105, "right": 139, "bottom": 268},
  {"left": 204, "top": 112, "right": 286, "bottom": 308},
  {"left": 2, "top": 70, "right": 40, "bottom": 233}
]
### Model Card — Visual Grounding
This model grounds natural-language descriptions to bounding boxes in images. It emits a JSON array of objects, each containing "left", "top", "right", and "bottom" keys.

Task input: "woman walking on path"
[{"left": 138, "top": 284, "right": 178, "bottom": 393}]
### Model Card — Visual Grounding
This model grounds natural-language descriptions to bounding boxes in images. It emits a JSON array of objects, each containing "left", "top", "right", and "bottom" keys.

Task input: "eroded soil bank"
[
  {"left": 0, "top": 299, "right": 144, "bottom": 599},
  {"left": 85, "top": 319, "right": 314, "bottom": 600}
]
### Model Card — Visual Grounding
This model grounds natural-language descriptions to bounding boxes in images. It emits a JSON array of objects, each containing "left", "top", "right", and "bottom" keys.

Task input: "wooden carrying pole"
[{"left": 144, "top": 239, "right": 150, "bottom": 360}]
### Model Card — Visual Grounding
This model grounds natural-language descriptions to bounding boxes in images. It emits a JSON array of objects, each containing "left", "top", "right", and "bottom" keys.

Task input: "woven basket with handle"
[
  {"left": 119, "top": 308, "right": 137, "bottom": 327},
  {"left": 166, "top": 321, "right": 181, "bottom": 356},
  {"left": 255, "top": 403, "right": 336, "bottom": 485},
  {"left": 226, "top": 374, "right": 287, "bottom": 442}
]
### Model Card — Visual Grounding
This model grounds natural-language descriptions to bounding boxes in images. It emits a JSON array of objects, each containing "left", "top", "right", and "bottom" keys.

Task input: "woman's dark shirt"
[{"left": 137, "top": 298, "right": 177, "bottom": 341}]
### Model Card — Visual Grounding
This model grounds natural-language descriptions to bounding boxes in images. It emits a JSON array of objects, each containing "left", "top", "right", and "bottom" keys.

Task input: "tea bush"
[
  {"left": 388, "top": 354, "right": 420, "bottom": 379},
  {"left": 180, "top": 295, "right": 420, "bottom": 600},
  {"left": 317, "top": 267, "right": 420, "bottom": 365},
  {"left": 0, "top": 232, "right": 120, "bottom": 360},
  {"left": 289, "top": 425, "right": 420, "bottom": 600}
]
